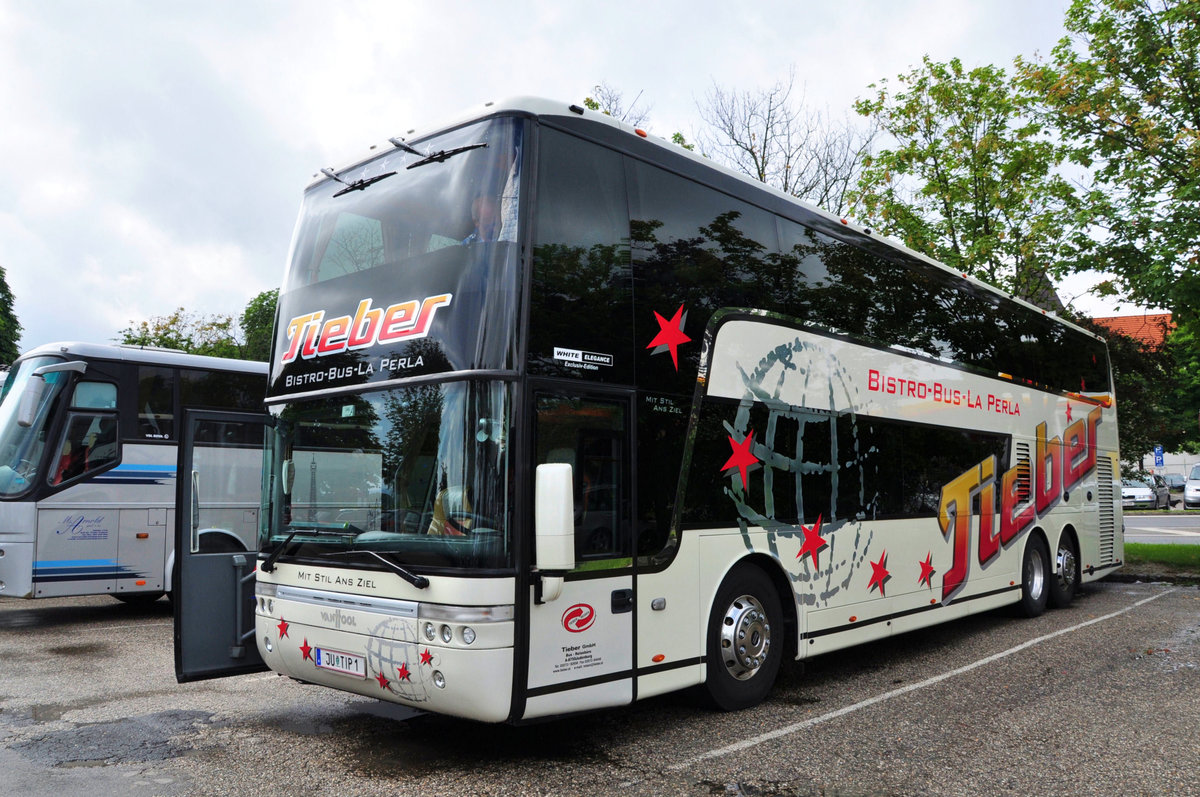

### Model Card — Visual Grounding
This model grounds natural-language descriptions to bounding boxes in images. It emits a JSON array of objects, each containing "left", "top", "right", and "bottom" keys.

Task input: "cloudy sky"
[{"left": 3, "top": 0, "right": 1109, "bottom": 354}]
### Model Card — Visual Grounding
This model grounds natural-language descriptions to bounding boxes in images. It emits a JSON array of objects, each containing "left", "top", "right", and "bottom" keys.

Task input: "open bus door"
[{"left": 173, "top": 409, "right": 270, "bottom": 682}]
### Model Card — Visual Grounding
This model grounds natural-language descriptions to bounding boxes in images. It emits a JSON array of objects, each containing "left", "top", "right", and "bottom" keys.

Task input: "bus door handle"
[
  {"left": 611, "top": 588, "right": 633, "bottom": 614},
  {"left": 190, "top": 470, "right": 200, "bottom": 551}
]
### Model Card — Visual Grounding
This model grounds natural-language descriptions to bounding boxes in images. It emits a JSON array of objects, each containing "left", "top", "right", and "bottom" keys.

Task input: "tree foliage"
[
  {"left": 851, "top": 56, "right": 1078, "bottom": 306},
  {"left": 1017, "top": 0, "right": 1200, "bottom": 320},
  {"left": 0, "top": 265, "right": 20, "bottom": 366},
  {"left": 239, "top": 289, "right": 278, "bottom": 362},
  {"left": 119, "top": 308, "right": 242, "bottom": 359},
  {"left": 119, "top": 290, "right": 278, "bottom": 362},
  {"left": 696, "top": 68, "right": 874, "bottom": 216}
]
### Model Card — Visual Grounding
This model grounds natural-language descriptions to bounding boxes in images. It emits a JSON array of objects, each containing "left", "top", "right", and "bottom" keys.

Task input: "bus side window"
[
  {"left": 51, "top": 413, "right": 118, "bottom": 485},
  {"left": 535, "top": 395, "right": 630, "bottom": 566},
  {"left": 138, "top": 366, "right": 175, "bottom": 440}
]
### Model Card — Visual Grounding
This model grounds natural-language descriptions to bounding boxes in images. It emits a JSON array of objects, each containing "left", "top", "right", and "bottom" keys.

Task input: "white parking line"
[
  {"left": 662, "top": 589, "right": 1175, "bottom": 774},
  {"left": 1130, "top": 527, "right": 1200, "bottom": 536}
]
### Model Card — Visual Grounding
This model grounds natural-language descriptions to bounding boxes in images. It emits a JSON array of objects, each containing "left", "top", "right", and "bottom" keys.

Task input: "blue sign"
[{"left": 1154, "top": 444, "right": 1164, "bottom": 468}]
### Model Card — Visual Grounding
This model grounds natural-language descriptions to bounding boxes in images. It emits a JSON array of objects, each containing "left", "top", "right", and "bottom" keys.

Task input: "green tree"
[
  {"left": 1017, "top": 0, "right": 1200, "bottom": 320},
  {"left": 0, "top": 265, "right": 20, "bottom": 365},
  {"left": 239, "top": 289, "right": 278, "bottom": 362},
  {"left": 851, "top": 56, "right": 1079, "bottom": 307},
  {"left": 119, "top": 307, "right": 242, "bottom": 359}
]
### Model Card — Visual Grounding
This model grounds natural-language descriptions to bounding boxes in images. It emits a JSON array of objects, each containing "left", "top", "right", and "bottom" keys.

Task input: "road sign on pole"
[{"left": 1154, "top": 444, "right": 1164, "bottom": 468}]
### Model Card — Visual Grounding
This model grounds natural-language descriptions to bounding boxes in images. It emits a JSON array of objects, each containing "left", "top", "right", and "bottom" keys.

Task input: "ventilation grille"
[
  {"left": 1014, "top": 442, "right": 1032, "bottom": 503},
  {"left": 1097, "top": 455, "right": 1116, "bottom": 562}
]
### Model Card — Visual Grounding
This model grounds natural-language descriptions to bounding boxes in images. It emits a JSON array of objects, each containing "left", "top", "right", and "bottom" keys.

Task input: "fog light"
[
  {"left": 268, "top": 598, "right": 275, "bottom": 614},
  {"left": 440, "top": 625, "right": 453, "bottom": 644},
  {"left": 424, "top": 622, "right": 436, "bottom": 642},
  {"left": 462, "top": 626, "right": 476, "bottom": 645},
  {"left": 432, "top": 670, "right": 446, "bottom": 689},
  {"left": 264, "top": 636, "right": 274, "bottom": 653}
]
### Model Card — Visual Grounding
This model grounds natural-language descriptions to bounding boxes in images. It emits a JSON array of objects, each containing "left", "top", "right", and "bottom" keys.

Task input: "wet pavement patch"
[
  {"left": 46, "top": 642, "right": 108, "bottom": 657},
  {"left": 11, "top": 710, "right": 214, "bottom": 766}
]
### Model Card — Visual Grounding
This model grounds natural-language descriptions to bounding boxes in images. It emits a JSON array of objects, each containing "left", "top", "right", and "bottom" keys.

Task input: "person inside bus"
[
  {"left": 426, "top": 482, "right": 472, "bottom": 536},
  {"left": 85, "top": 417, "right": 118, "bottom": 470},
  {"left": 461, "top": 194, "right": 500, "bottom": 245}
]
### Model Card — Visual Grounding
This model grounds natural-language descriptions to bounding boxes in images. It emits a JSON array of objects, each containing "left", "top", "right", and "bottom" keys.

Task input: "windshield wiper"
[
  {"left": 388, "top": 137, "right": 488, "bottom": 169},
  {"left": 259, "top": 530, "right": 298, "bottom": 573},
  {"left": 319, "top": 550, "right": 430, "bottom": 589},
  {"left": 320, "top": 167, "right": 397, "bottom": 197}
]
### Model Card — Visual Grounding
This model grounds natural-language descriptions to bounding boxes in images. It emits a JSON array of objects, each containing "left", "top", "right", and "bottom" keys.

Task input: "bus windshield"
[
  {"left": 271, "top": 116, "right": 524, "bottom": 398},
  {"left": 0, "top": 356, "right": 69, "bottom": 497},
  {"left": 263, "top": 380, "right": 512, "bottom": 571}
]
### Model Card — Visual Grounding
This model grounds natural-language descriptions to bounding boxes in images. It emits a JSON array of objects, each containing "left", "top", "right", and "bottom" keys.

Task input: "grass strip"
[{"left": 1124, "top": 542, "right": 1200, "bottom": 570}]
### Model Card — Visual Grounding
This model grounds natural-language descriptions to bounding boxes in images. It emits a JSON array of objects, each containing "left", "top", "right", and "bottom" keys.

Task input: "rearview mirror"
[
  {"left": 16, "top": 377, "right": 45, "bottom": 428},
  {"left": 535, "top": 463, "right": 574, "bottom": 602},
  {"left": 281, "top": 460, "right": 295, "bottom": 496},
  {"left": 18, "top": 360, "right": 88, "bottom": 428}
]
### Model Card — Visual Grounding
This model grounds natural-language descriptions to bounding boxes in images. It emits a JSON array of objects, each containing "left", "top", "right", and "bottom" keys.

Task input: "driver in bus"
[{"left": 427, "top": 482, "right": 472, "bottom": 536}]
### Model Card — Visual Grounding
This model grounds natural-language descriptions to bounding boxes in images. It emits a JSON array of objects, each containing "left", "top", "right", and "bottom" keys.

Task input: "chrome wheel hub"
[
  {"left": 1057, "top": 544, "right": 1077, "bottom": 591},
  {"left": 719, "top": 594, "right": 771, "bottom": 681}
]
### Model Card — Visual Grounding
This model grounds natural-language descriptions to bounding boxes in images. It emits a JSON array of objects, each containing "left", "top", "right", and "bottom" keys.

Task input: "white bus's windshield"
[
  {"left": 262, "top": 380, "right": 511, "bottom": 571},
  {"left": 270, "top": 116, "right": 524, "bottom": 399},
  {"left": 0, "top": 356, "right": 69, "bottom": 497}
]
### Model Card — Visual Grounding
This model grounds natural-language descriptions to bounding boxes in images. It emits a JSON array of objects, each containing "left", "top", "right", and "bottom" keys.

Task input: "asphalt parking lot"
[{"left": 1, "top": 578, "right": 1198, "bottom": 796}]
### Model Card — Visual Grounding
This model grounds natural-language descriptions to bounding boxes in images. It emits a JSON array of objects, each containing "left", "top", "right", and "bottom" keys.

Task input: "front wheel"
[
  {"left": 1047, "top": 533, "right": 1079, "bottom": 609},
  {"left": 703, "top": 563, "right": 784, "bottom": 711},
  {"left": 1017, "top": 536, "right": 1050, "bottom": 618}
]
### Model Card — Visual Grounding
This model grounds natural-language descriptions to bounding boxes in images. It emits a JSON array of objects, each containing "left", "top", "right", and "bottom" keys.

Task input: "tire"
[
  {"left": 1017, "top": 535, "right": 1050, "bottom": 618},
  {"left": 113, "top": 592, "right": 165, "bottom": 605},
  {"left": 1047, "top": 533, "right": 1079, "bottom": 609},
  {"left": 703, "top": 563, "right": 784, "bottom": 711}
]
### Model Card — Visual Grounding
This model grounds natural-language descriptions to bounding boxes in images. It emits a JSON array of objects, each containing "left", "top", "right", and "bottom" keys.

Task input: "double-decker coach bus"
[
  {"left": 0, "top": 342, "right": 266, "bottom": 602},
  {"left": 175, "top": 98, "right": 1122, "bottom": 719}
]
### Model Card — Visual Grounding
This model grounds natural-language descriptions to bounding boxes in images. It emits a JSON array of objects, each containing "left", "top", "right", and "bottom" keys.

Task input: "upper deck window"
[{"left": 285, "top": 117, "right": 523, "bottom": 291}]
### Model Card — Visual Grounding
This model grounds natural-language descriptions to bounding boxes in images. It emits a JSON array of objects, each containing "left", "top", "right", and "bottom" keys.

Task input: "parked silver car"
[
  {"left": 1184, "top": 464, "right": 1200, "bottom": 510},
  {"left": 1122, "top": 476, "right": 1169, "bottom": 510}
]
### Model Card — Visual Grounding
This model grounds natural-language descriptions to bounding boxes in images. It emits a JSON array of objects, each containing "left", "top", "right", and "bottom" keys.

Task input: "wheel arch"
[
  {"left": 718, "top": 552, "right": 798, "bottom": 659},
  {"left": 1055, "top": 524, "right": 1081, "bottom": 570}
]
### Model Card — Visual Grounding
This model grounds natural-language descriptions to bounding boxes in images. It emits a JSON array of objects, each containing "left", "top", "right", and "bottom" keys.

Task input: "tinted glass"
[
  {"left": 628, "top": 159, "right": 780, "bottom": 394},
  {"left": 684, "top": 398, "right": 1008, "bottom": 528},
  {"left": 180, "top": 369, "right": 264, "bottom": 411},
  {"left": 529, "top": 127, "right": 634, "bottom": 383},
  {"left": 272, "top": 117, "right": 524, "bottom": 398},
  {"left": 535, "top": 394, "right": 630, "bottom": 566},
  {"left": 137, "top": 366, "right": 175, "bottom": 441}
]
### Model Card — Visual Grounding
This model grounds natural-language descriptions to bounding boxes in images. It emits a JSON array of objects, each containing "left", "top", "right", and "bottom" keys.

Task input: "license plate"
[{"left": 314, "top": 647, "right": 366, "bottom": 678}]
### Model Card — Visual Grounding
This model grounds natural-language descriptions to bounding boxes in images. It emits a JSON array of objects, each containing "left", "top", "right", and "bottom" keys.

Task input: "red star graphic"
[
  {"left": 299, "top": 638, "right": 313, "bottom": 662},
  {"left": 375, "top": 671, "right": 390, "bottom": 689},
  {"left": 420, "top": 648, "right": 434, "bottom": 666},
  {"left": 646, "top": 304, "right": 691, "bottom": 371},
  {"left": 918, "top": 552, "right": 936, "bottom": 588},
  {"left": 868, "top": 550, "right": 891, "bottom": 596},
  {"left": 1065, "top": 403, "right": 1073, "bottom": 422},
  {"left": 396, "top": 662, "right": 412, "bottom": 681},
  {"left": 721, "top": 430, "right": 758, "bottom": 491},
  {"left": 276, "top": 617, "right": 290, "bottom": 639},
  {"left": 795, "top": 514, "right": 828, "bottom": 570}
]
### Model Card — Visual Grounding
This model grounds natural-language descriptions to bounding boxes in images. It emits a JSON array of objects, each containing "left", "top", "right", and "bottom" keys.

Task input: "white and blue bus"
[
  {"left": 176, "top": 98, "right": 1123, "bottom": 718},
  {"left": 0, "top": 342, "right": 265, "bottom": 602}
]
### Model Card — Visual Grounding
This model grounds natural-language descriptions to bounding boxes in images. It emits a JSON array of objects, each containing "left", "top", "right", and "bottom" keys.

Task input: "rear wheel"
[
  {"left": 1047, "top": 533, "right": 1079, "bottom": 609},
  {"left": 1017, "top": 536, "right": 1050, "bottom": 618},
  {"left": 703, "top": 563, "right": 784, "bottom": 711}
]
